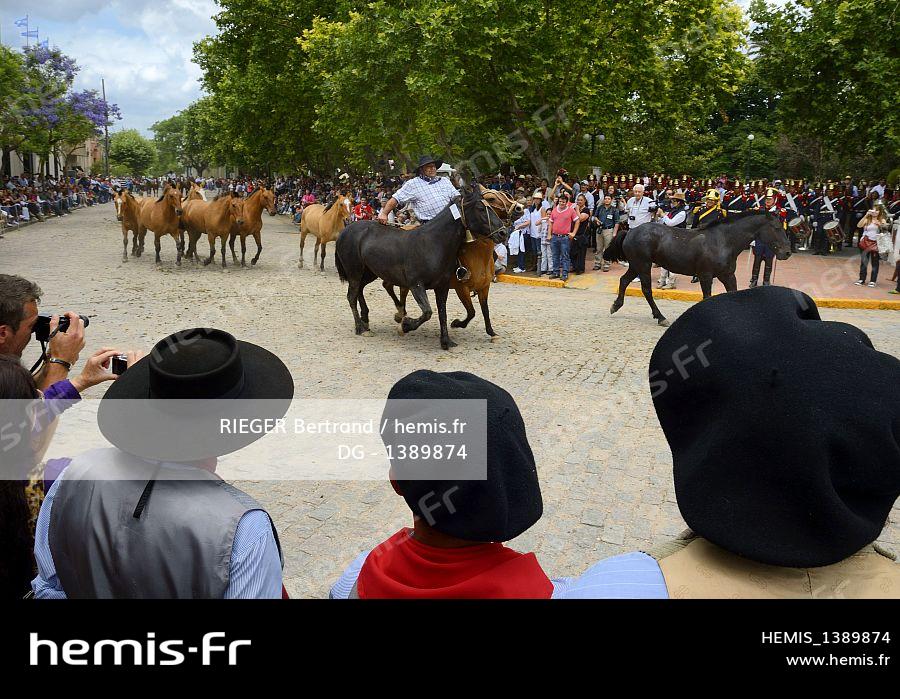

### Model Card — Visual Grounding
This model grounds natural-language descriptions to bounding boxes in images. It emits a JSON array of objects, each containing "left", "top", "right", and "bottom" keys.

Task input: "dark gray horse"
[
  {"left": 603, "top": 211, "right": 792, "bottom": 325},
  {"left": 335, "top": 186, "right": 507, "bottom": 350}
]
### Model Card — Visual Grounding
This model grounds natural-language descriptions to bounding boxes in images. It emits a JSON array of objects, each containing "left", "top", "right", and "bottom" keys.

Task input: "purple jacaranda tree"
[{"left": 19, "top": 46, "right": 121, "bottom": 177}]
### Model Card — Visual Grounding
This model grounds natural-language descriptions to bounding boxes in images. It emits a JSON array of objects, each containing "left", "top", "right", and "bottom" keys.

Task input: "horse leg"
[
  {"left": 122, "top": 228, "right": 128, "bottom": 262},
  {"left": 240, "top": 235, "right": 247, "bottom": 267},
  {"left": 358, "top": 269, "right": 377, "bottom": 332},
  {"left": 435, "top": 285, "right": 455, "bottom": 350},
  {"left": 450, "top": 284, "right": 476, "bottom": 329},
  {"left": 313, "top": 240, "right": 320, "bottom": 271},
  {"left": 298, "top": 231, "right": 306, "bottom": 269},
  {"left": 346, "top": 280, "right": 366, "bottom": 335},
  {"left": 477, "top": 287, "right": 499, "bottom": 340},
  {"left": 699, "top": 276, "right": 713, "bottom": 299},
  {"left": 611, "top": 268, "right": 639, "bottom": 314},
  {"left": 204, "top": 232, "right": 215, "bottom": 266},
  {"left": 718, "top": 273, "right": 737, "bottom": 293},
  {"left": 154, "top": 232, "right": 162, "bottom": 265},
  {"left": 638, "top": 270, "right": 667, "bottom": 325},
  {"left": 383, "top": 282, "right": 406, "bottom": 323},
  {"left": 220, "top": 235, "right": 227, "bottom": 268},
  {"left": 251, "top": 231, "right": 262, "bottom": 265},
  {"left": 401, "top": 284, "right": 433, "bottom": 335},
  {"left": 320, "top": 240, "right": 327, "bottom": 271},
  {"left": 175, "top": 232, "right": 184, "bottom": 266},
  {"left": 229, "top": 231, "right": 238, "bottom": 262}
]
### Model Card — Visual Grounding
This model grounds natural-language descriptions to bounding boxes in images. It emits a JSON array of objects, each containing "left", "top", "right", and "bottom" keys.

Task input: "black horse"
[
  {"left": 603, "top": 211, "right": 792, "bottom": 325},
  {"left": 335, "top": 186, "right": 507, "bottom": 350}
]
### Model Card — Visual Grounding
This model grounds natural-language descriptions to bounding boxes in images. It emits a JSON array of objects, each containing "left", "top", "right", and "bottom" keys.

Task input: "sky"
[
  {"left": 0, "top": 0, "right": 761, "bottom": 138},
  {"left": 0, "top": 0, "right": 218, "bottom": 136}
]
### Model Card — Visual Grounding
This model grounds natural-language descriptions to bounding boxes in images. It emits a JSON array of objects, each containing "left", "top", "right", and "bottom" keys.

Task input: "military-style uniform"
[
  {"left": 750, "top": 192, "right": 787, "bottom": 286},
  {"left": 806, "top": 190, "right": 831, "bottom": 255}
]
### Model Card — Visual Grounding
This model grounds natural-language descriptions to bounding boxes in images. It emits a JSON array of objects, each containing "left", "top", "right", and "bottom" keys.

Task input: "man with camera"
[{"left": 0, "top": 274, "right": 124, "bottom": 396}]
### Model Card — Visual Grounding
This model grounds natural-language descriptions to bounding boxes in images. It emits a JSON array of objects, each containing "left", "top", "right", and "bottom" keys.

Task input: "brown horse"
[
  {"left": 228, "top": 187, "right": 276, "bottom": 267},
  {"left": 298, "top": 190, "right": 352, "bottom": 271},
  {"left": 185, "top": 182, "right": 206, "bottom": 202},
  {"left": 116, "top": 191, "right": 144, "bottom": 261},
  {"left": 390, "top": 187, "right": 521, "bottom": 341},
  {"left": 180, "top": 192, "right": 245, "bottom": 267},
  {"left": 137, "top": 184, "right": 185, "bottom": 265}
]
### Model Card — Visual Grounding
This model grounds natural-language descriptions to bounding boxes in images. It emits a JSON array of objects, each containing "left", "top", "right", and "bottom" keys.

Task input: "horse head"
[
  {"left": 459, "top": 185, "right": 507, "bottom": 243},
  {"left": 163, "top": 184, "right": 183, "bottom": 216},
  {"left": 113, "top": 191, "right": 123, "bottom": 221},
  {"left": 479, "top": 185, "right": 524, "bottom": 222},
  {"left": 229, "top": 194, "right": 245, "bottom": 227},
  {"left": 261, "top": 187, "right": 277, "bottom": 216},
  {"left": 759, "top": 212, "right": 792, "bottom": 260}
]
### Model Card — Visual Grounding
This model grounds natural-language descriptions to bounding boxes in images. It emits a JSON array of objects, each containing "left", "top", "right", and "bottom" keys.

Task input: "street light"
[{"left": 745, "top": 133, "right": 755, "bottom": 182}]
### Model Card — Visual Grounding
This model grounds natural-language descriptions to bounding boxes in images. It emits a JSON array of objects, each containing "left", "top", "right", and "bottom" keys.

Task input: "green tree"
[
  {"left": 109, "top": 129, "right": 157, "bottom": 175},
  {"left": 151, "top": 97, "right": 219, "bottom": 175},
  {"left": 749, "top": 0, "right": 900, "bottom": 179}
]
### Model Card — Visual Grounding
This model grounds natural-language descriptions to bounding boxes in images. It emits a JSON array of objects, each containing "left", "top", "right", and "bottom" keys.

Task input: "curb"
[
  {"left": 621, "top": 286, "right": 900, "bottom": 310},
  {"left": 496, "top": 274, "right": 566, "bottom": 289}
]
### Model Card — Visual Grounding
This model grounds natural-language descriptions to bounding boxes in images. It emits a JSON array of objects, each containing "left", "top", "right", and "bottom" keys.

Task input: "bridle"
[{"left": 457, "top": 195, "right": 507, "bottom": 241}]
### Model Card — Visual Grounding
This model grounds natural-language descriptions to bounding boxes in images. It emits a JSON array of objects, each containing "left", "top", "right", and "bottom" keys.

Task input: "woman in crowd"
[
  {"left": 855, "top": 207, "right": 887, "bottom": 287},
  {"left": 0, "top": 356, "right": 43, "bottom": 598},
  {"left": 569, "top": 194, "right": 592, "bottom": 275}
]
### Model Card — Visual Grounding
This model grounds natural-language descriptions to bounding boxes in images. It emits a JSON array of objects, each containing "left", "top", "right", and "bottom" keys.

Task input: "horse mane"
[
  {"left": 213, "top": 191, "right": 231, "bottom": 201},
  {"left": 156, "top": 193, "right": 165, "bottom": 202},
  {"left": 696, "top": 209, "right": 768, "bottom": 230},
  {"left": 247, "top": 188, "right": 261, "bottom": 200}
]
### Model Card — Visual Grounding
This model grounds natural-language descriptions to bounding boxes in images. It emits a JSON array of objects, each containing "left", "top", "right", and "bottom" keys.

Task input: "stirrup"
[{"left": 456, "top": 265, "right": 471, "bottom": 282}]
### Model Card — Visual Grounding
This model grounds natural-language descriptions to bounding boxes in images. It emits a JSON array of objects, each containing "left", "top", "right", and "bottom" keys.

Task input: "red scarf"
[{"left": 356, "top": 529, "right": 553, "bottom": 599}]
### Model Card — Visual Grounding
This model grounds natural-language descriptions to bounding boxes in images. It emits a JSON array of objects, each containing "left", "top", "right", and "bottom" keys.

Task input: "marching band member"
[
  {"left": 725, "top": 183, "right": 748, "bottom": 214},
  {"left": 749, "top": 188, "right": 787, "bottom": 287}
]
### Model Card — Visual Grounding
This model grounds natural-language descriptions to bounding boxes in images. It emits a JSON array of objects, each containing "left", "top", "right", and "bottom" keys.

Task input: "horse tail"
[
  {"left": 603, "top": 229, "right": 628, "bottom": 262},
  {"left": 335, "top": 249, "right": 348, "bottom": 283}
]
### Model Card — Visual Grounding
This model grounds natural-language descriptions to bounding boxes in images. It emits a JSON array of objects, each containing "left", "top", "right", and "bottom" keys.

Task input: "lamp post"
[{"left": 745, "top": 133, "right": 754, "bottom": 182}]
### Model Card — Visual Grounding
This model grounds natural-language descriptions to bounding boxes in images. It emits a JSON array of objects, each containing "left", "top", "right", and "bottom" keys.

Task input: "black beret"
[
  {"left": 383, "top": 370, "right": 542, "bottom": 542},
  {"left": 650, "top": 286, "right": 900, "bottom": 567}
]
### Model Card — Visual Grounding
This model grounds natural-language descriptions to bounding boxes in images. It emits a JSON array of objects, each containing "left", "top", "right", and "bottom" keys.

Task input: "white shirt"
[
  {"left": 625, "top": 196, "right": 656, "bottom": 226},
  {"left": 392, "top": 176, "right": 459, "bottom": 222},
  {"left": 663, "top": 209, "right": 687, "bottom": 227}
]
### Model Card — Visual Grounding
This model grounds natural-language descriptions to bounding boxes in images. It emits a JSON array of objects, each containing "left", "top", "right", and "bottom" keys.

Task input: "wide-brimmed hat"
[
  {"left": 415, "top": 155, "right": 443, "bottom": 172},
  {"left": 382, "top": 370, "right": 542, "bottom": 542},
  {"left": 669, "top": 191, "right": 686, "bottom": 202},
  {"left": 98, "top": 328, "right": 294, "bottom": 462},
  {"left": 649, "top": 287, "right": 900, "bottom": 567}
]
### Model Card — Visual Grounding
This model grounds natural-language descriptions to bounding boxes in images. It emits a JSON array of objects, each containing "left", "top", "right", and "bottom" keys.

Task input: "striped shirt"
[
  {"left": 554, "top": 552, "right": 669, "bottom": 599},
  {"left": 32, "top": 463, "right": 283, "bottom": 599},
  {"left": 391, "top": 176, "right": 459, "bottom": 222}
]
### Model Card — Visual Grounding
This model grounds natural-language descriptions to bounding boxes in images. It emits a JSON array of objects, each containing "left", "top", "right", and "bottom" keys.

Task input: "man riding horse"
[{"left": 378, "top": 155, "right": 475, "bottom": 278}]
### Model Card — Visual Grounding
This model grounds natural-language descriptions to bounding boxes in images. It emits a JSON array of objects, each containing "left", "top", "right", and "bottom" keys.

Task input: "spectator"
[
  {"left": 855, "top": 207, "right": 887, "bottom": 287},
  {"left": 560, "top": 287, "right": 900, "bottom": 598},
  {"left": 32, "top": 327, "right": 294, "bottom": 599},
  {"left": 592, "top": 193, "right": 620, "bottom": 272},
  {"left": 548, "top": 189, "right": 578, "bottom": 281},
  {"left": 569, "top": 193, "right": 591, "bottom": 275},
  {"left": 331, "top": 370, "right": 557, "bottom": 599}
]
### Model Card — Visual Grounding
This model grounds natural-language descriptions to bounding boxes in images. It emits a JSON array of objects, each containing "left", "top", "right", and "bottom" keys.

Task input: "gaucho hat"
[
  {"left": 649, "top": 287, "right": 900, "bottom": 567},
  {"left": 415, "top": 155, "right": 443, "bottom": 172},
  {"left": 98, "top": 328, "right": 293, "bottom": 462}
]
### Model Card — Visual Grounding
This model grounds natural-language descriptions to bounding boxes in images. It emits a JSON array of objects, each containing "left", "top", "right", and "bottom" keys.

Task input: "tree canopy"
[
  {"left": 109, "top": 129, "right": 157, "bottom": 176},
  {"left": 168, "top": 0, "right": 898, "bottom": 179}
]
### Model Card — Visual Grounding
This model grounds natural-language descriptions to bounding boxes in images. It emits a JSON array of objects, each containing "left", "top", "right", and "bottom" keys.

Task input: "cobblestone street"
[{"left": 3, "top": 204, "right": 898, "bottom": 597}]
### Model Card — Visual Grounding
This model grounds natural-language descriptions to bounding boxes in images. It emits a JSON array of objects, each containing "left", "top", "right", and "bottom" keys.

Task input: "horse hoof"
[
  {"left": 396, "top": 326, "right": 406, "bottom": 336},
  {"left": 450, "top": 319, "right": 463, "bottom": 328},
  {"left": 489, "top": 335, "right": 501, "bottom": 343},
  {"left": 610, "top": 303, "right": 621, "bottom": 315},
  {"left": 362, "top": 330, "right": 374, "bottom": 337},
  {"left": 658, "top": 318, "right": 669, "bottom": 327},
  {"left": 251, "top": 259, "right": 258, "bottom": 266},
  {"left": 393, "top": 313, "right": 404, "bottom": 324}
]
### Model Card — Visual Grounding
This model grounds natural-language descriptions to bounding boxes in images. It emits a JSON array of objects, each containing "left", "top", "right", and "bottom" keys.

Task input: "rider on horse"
[
  {"left": 377, "top": 156, "right": 460, "bottom": 228},
  {"left": 688, "top": 189, "right": 728, "bottom": 282}
]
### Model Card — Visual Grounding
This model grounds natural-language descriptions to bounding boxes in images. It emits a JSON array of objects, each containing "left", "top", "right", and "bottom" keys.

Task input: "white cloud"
[{"left": 1, "top": 0, "right": 219, "bottom": 134}]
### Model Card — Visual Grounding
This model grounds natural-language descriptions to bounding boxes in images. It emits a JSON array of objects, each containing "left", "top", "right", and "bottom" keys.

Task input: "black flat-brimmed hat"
[
  {"left": 415, "top": 155, "right": 443, "bottom": 171},
  {"left": 650, "top": 287, "right": 900, "bottom": 567},
  {"left": 383, "top": 370, "right": 542, "bottom": 542},
  {"left": 98, "top": 328, "right": 294, "bottom": 462}
]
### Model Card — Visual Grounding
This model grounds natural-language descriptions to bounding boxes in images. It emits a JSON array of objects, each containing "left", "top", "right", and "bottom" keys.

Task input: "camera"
[
  {"left": 110, "top": 354, "right": 128, "bottom": 376},
  {"left": 33, "top": 313, "right": 89, "bottom": 343}
]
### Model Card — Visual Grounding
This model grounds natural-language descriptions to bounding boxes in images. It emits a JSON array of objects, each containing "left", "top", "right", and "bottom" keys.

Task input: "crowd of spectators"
[{"left": 0, "top": 172, "right": 113, "bottom": 235}]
